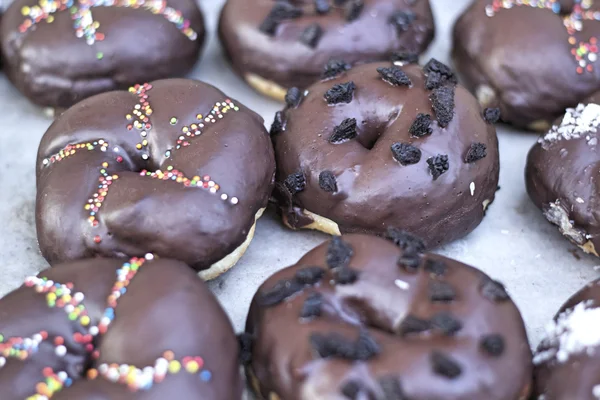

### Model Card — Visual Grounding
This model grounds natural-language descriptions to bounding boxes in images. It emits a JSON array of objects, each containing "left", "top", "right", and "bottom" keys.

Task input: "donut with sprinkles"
[
  {"left": 0, "top": 256, "right": 243, "bottom": 399},
  {"left": 36, "top": 79, "right": 275, "bottom": 279},
  {"left": 453, "top": 0, "right": 600, "bottom": 131},
  {"left": 0, "top": 0, "right": 205, "bottom": 109}
]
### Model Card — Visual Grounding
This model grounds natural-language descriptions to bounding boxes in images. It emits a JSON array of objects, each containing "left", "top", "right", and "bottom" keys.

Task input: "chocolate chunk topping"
[
  {"left": 270, "top": 111, "right": 285, "bottom": 136},
  {"left": 284, "top": 171, "right": 306, "bottom": 195},
  {"left": 431, "top": 312, "right": 463, "bottom": 336},
  {"left": 341, "top": 380, "right": 361, "bottom": 399},
  {"left": 310, "top": 330, "right": 379, "bottom": 360},
  {"left": 429, "top": 281, "right": 456, "bottom": 302},
  {"left": 409, "top": 113, "right": 433, "bottom": 137},
  {"left": 326, "top": 236, "right": 354, "bottom": 269},
  {"left": 397, "top": 252, "right": 421, "bottom": 271},
  {"left": 483, "top": 107, "right": 501, "bottom": 124},
  {"left": 322, "top": 59, "right": 352, "bottom": 80},
  {"left": 465, "top": 143, "right": 487, "bottom": 163},
  {"left": 480, "top": 334, "right": 505, "bottom": 357},
  {"left": 345, "top": 0, "right": 364, "bottom": 21},
  {"left": 333, "top": 267, "right": 359, "bottom": 285},
  {"left": 329, "top": 118, "right": 358, "bottom": 143},
  {"left": 431, "top": 351, "right": 462, "bottom": 379},
  {"left": 398, "top": 315, "right": 431, "bottom": 336},
  {"left": 237, "top": 332, "right": 253, "bottom": 365},
  {"left": 300, "top": 23, "right": 323, "bottom": 48},
  {"left": 385, "top": 228, "right": 426, "bottom": 253},
  {"left": 430, "top": 85, "right": 455, "bottom": 127},
  {"left": 285, "top": 87, "right": 303, "bottom": 108},
  {"left": 377, "top": 66, "right": 412, "bottom": 87},
  {"left": 391, "top": 51, "right": 419, "bottom": 65},
  {"left": 379, "top": 376, "right": 406, "bottom": 400},
  {"left": 300, "top": 292, "right": 323, "bottom": 318},
  {"left": 258, "top": 279, "right": 304, "bottom": 306},
  {"left": 424, "top": 259, "right": 447, "bottom": 276},
  {"left": 295, "top": 266, "right": 326, "bottom": 285},
  {"left": 315, "top": 0, "right": 331, "bottom": 14},
  {"left": 324, "top": 81, "right": 356, "bottom": 104},
  {"left": 260, "top": 2, "right": 303, "bottom": 35},
  {"left": 427, "top": 154, "right": 449, "bottom": 180},
  {"left": 424, "top": 58, "right": 458, "bottom": 90},
  {"left": 391, "top": 142, "right": 421, "bottom": 165},
  {"left": 481, "top": 278, "right": 510, "bottom": 302},
  {"left": 389, "top": 10, "right": 416, "bottom": 33},
  {"left": 319, "top": 170, "right": 338, "bottom": 192}
]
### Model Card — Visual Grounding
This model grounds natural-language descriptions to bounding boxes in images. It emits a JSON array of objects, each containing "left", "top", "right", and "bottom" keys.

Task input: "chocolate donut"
[
  {"left": 36, "top": 79, "right": 275, "bottom": 279},
  {"left": 0, "top": 256, "right": 242, "bottom": 399},
  {"left": 453, "top": 0, "right": 600, "bottom": 131},
  {"left": 0, "top": 0, "right": 205, "bottom": 109},
  {"left": 525, "top": 93, "right": 600, "bottom": 257},
  {"left": 271, "top": 60, "right": 500, "bottom": 249},
  {"left": 242, "top": 233, "right": 533, "bottom": 400},
  {"left": 533, "top": 278, "right": 600, "bottom": 399},
  {"left": 218, "top": 0, "right": 435, "bottom": 101}
]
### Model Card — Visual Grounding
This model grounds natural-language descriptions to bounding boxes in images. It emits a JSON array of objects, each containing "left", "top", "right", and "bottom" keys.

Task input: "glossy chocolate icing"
[
  {"left": 245, "top": 234, "right": 532, "bottom": 400},
  {"left": 525, "top": 93, "right": 600, "bottom": 257},
  {"left": 36, "top": 79, "right": 275, "bottom": 272},
  {"left": 219, "top": 0, "right": 435, "bottom": 93},
  {"left": 0, "top": 257, "right": 242, "bottom": 399},
  {"left": 453, "top": 0, "right": 600, "bottom": 130},
  {"left": 0, "top": 0, "right": 205, "bottom": 108},
  {"left": 272, "top": 62, "right": 500, "bottom": 249}
]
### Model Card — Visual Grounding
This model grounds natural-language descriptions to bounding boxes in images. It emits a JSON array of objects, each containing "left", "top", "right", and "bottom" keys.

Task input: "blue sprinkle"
[
  {"left": 120, "top": 288, "right": 126, "bottom": 294},
  {"left": 552, "top": 3, "right": 560, "bottom": 13},
  {"left": 65, "top": 378, "right": 73, "bottom": 387},
  {"left": 200, "top": 370, "right": 212, "bottom": 382}
]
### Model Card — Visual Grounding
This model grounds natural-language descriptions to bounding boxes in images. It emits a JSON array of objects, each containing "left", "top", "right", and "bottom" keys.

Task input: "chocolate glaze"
[
  {"left": 0, "top": 257, "right": 242, "bottom": 399},
  {"left": 245, "top": 234, "right": 532, "bottom": 400},
  {"left": 272, "top": 62, "right": 500, "bottom": 249},
  {"left": 453, "top": 0, "right": 600, "bottom": 130},
  {"left": 219, "top": 0, "right": 435, "bottom": 93},
  {"left": 0, "top": 0, "right": 205, "bottom": 109},
  {"left": 36, "top": 79, "right": 275, "bottom": 272},
  {"left": 525, "top": 92, "right": 600, "bottom": 256},
  {"left": 534, "top": 279, "right": 600, "bottom": 399}
]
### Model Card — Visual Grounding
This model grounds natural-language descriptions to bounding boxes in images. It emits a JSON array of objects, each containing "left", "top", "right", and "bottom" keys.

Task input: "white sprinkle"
[
  {"left": 113, "top": 147, "right": 119, "bottom": 152},
  {"left": 73, "top": 292, "right": 84, "bottom": 303},
  {"left": 0, "top": 357, "right": 5, "bottom": 368},
  {"left": 231, "top": 197, "right": 239, "bottom": 205},
  {"left": 89, "top": 326, "right": 99, "bottom": 336},
  {"left": 470, "top": 182, "right": 475, "bottom": 196},
  {"left": 55, "top": 345, "right": 67, "bottom": 357},
  {"left": 57, "top": 371, "right": 68, "bottom": 381},
  {"left": 42, "top": 159, "right": 49, "bottom": 165},
  {"left": 576, "top": 197, "right": 585, "bottom": 204},
  {"left": 221, "top": 194, "right": 228, "bottom": 200},
  {"left": 145, "top": 253, "right": 154, "bottom": 261},
  {"left": 593, "top": 385, "right": 600, "bottom": 398},
  {"left": 394, "top": 279, "right": 409, "bottom": 290},
  {"left": 141, "top": 154, "right": 149, "bottom": 160},
  {"left": 541, "top": 103, "right": 600, "bottom": 147}
]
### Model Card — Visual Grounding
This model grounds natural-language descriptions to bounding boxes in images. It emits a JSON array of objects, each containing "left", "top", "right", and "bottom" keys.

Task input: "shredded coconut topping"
[{"left": 541, "top": 103, "right": 600, "bottom": 147}]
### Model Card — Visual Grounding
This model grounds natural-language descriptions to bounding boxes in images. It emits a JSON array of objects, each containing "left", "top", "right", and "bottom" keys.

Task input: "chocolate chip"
[
  {"left": 385, "top": 228, "right": 426, "bottom": 253},
  {"left": 284, "top": 171, "right": 306, "bottom": 195},
  {"left": 322, "top": 59, "right": 352, "bottom": 80},
  {"left": 430, "top": 351, "right": 462, "bottom": 379},
  {"left": 465, "top": 143, "right": 487, "bottom": 163},
  {"left": 397, "top": 253, "right": 421, "bottom": 272},
  {"left": 345, "top": 0, "right": 364, "bottom": 21},
  {"left": 285, "top": 87, "right": 302, "bottom": 108},
  {"left": 260, "top": 2, "right": 303, "bottom": 35},
  {"left": 319, "top": 170, "right": 338, "bottom": 192},
  {"left": 429, "top": 281, "right": 456, "bottom": 302},
  {"left": 391, "top": 51, "right": 419, "bottom": 65},
  {"left": 300, "top": 292, "right": 323, "bottom": 318},
  {"left": 391, "top": 142, "right": 421, "bottom": 166},
  {"left": 295, "top": 266, "right": 326, "bottom": 285},
  {"left": 377, "top": 66, "right": 412, "bottom": 87},
  {"left": 480, "top": 277, "right": 509, "bottom": 302},
  {"left": 427, "top": 154, "right": 449, "bottom": 180},
  {"left": 354, "top": 330, "right": 380, "bottom": 360},
  {"left": 326, "top": 236, "right": 354, "bottom": 269},
  {"left": 480, "top": 334, "right": 505, "bottom": 357},
  {"left": 409, "top": 113, "right": 433, "bottom": 137},
  {"left": 379, "top": 376, "right": 406, "bottom": 400},
  {"left": 430, "top": 85, "right": 455, "bottom": 127},
  {"left": 423, "top": 58, "right": 458, "bottom": 90},
  {"left": 258, "top": 279, "right": 304, "bottom": 306},
  {"left": 315, "top": 0, "right": 331, "bottom": 14},
  {"left": 300, "top": 23, "right": 323, "bottom": 48},
  {"left": 330, "top": 118, "right": 358, "bottom": 143},
  {"left": 483, "top": 107, "right": 501, "bottom": 124},
  {"left": 237, "top": 333, "right": 253, "bottom": 365},
  {"left": 333, "top": 267, "right": 359, "bottom": 285},
  {"left": 398, "top": 315, "right": 431, "bottom": 336},
  {"left": 431, "top": 312, "right": 462, "bottom": 336},
  {"left": 389, "top": 10, "right": 416, "bottom": 33},
  {"left": 310, "top": 330, "right": 379, "bottom": 360},
  {"left": 341, "top": 380, "right": 361, "bottom": 399},
  {"left": 424, "top": 259, "right": 447, "bottom": 276},
  {"left": 259, "top": 17, "right": 279, "bottom": 36},
  {"left": 270, "top": 111, "right": 285, "bottom": 136},
  {"left": 324, "top": 81, "right": 356, "bottom": 104}
]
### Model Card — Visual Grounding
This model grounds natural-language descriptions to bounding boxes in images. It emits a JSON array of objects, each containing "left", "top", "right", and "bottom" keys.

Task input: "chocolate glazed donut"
[
  {"left": 271, "top": 60, "right": 500, "bottom": 249},
  {"left": 36, "top": 79, "right": 275, "bottom": 279},
  {"left": 533, "top": 278, "right": 600, "bottom": 400},
  {"left": 241, "top": 233, "right": 533, "bottom": 400},
  {"left": 526, "top": 92, "right": 600, "bottom": 258},
  {"left": 0, "top": 256, "right": 242, "bottom": 399},
  {"left": 453, "top": 0, "right": 600, "bottom": 131},
  {"left": 219, "top": 0, "right": 435, "bottom": 101},
  {"left": 0, "top": 0, "right": 205, "bottom": 109}
]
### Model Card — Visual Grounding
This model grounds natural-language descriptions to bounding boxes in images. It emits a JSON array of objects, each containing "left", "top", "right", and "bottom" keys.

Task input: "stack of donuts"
[{"left": 1, "top": 0, "right": 600, "bottom": 399}]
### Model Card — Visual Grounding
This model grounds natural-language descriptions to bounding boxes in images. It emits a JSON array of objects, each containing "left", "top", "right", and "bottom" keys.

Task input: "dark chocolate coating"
[
  {"left": 0, "top": 0, "right": 205, "bottom": 108},
  {"left": 272, "top": 62, "right": 500, "bottom": 249},
  {"left": 36, "top": 79, "right": 275, "bottom": 272},
  {"left": 534, "top": 279, "right": 600, "bottom": 399},
  {"left": 219, "top": 0, "right": 435, "bottom": 93},
  {"left": 525, "top": 93, "right": 600, "bottom": 256},
  {"left": 453, "top": 0, "right": 600, "bottom": 129},
  {"left": 245, "top": 234, "right": 533, "bottom": 400},
  {"left": 0, "top": 257, "right": 242, "bottom": 399}
]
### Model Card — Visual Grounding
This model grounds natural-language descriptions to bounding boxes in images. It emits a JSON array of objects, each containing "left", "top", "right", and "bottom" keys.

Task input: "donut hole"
[{"left": 355, "top": 117, "right": 392, "bottom": 150}]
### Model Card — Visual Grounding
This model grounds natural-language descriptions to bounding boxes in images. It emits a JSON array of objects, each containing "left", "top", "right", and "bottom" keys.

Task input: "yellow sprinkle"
[{"left": 168, "top": 360, "right": 181, "bottom": 374}]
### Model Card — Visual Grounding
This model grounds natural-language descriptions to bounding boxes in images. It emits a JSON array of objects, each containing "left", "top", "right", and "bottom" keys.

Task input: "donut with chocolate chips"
[
  {"left": 533, "top": 278, "right": 600, "bottom": 400},
  {"left": 36, "top": 79, "right": 275, "bottom": 279},
  {"left": 271, "top": 60, "right": 500, "bottom": 249},
  {"left": 0, "top": 0, "right": 205, "bottom": 110},
  {"left": 242, "top": 233, "right": 532, "bottom": 400},
  {"left": 0, "top": 256, "right": 242, "bottom": 399},
  {"left": 218, "top": 0, "right": 435, "bottom": 101},
  {"left": 526, "top": 93, "right": 600, "bottom": 258},
  {"left": 453, "top": 0, "right": 600, "bottom": 131}
]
